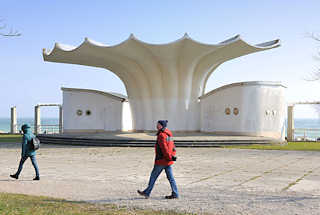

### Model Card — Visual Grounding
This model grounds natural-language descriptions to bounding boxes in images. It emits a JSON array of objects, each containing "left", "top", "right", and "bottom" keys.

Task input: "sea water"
[
  {"left": 0, "top": 118, "right": 59, "bottom": 133},
  {"left": 292, "top": 118, "right": 320, "bottom": 140},
  {"left": 0, "top": 118, "right": 319, "bottom": 138}
]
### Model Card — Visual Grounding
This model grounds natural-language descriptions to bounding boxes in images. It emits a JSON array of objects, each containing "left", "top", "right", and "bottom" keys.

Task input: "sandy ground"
[{"left": 1, "top": 142, "right": 319, "bottom": 215}]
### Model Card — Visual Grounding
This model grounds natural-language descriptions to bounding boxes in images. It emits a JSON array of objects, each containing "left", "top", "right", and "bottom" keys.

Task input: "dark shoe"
[
  {"left": 137, "top": 190, "right": 149, "bottom": 199},
  {"left": 165, "top": 194, "right": 178, "bottom": 199},
  {"left": 10, "top": 174, "right": 18, "bottom": 180},
  {"left": 33, "top": 176, "right": 40, "bottom": 181}
]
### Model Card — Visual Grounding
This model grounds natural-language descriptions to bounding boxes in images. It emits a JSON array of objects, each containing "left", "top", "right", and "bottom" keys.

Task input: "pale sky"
[{"left": 1, "top": 0, "right": 320, "bottom": 118}]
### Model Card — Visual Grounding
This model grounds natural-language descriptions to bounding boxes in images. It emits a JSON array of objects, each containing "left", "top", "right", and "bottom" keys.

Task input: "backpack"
[{"left": 29, "top": 137, "right": 40, "bottom": 151}]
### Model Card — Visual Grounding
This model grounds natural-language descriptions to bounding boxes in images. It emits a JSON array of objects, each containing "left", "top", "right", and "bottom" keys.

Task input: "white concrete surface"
[
  {"left": 43, "top": 34, "right": 280, "bottom": 131},
  {"left": 122, "top": 101, "right": 133, "bottom": 131},
  {"left": 200, "top": 81, "right": 287, "bottom": 140},
  {"left": 62, "top": 87, "right": 129, "bottom": 132}
]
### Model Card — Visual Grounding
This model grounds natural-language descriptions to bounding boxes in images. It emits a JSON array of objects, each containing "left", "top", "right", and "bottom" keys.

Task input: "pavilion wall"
[
  {"left": 62, "top": 89, "right": 126, "bottom": 133},
  {"left": 200, "top": 82, "right": 286, "bottom": 141}
]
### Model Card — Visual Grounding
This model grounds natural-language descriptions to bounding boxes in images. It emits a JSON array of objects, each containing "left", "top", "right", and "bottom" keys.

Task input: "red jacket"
[{"left": 155, "top": 128, "right": 176, "bottom": 166}]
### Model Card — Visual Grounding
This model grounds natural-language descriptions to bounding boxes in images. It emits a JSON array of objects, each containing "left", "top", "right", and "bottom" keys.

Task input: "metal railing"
[
  {"left": 37, "top": 125, "right": 60, "bottom": 134},
  {"left": 293, "top": 128, "right": 320, "bottom": 141}
]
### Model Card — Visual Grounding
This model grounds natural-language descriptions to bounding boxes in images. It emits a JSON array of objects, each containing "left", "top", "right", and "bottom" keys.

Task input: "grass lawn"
[
  {"left": 0, "top": 134, "right": 22, "bottom": 143},
  {"left": 225, "top": 141, "right": 320, "bottom": 151},
  {"left": 0, "top": 193, "right": 191, "bottom": 215}
]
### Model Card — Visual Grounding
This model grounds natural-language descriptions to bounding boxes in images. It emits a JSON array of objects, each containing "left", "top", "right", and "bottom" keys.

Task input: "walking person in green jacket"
[{"left": 10, "top": 124, "right": 40, "bottom": 180}]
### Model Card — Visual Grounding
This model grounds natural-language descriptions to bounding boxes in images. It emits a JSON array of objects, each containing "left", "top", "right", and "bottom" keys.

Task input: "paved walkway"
[{"left": 0, "top": 142, "right": 319, "bottom": 214}]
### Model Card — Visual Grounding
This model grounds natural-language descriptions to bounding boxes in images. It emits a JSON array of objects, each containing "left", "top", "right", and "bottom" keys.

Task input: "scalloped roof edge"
[{"left": 43, "top": 34, "right": 281, "bottom": 56}]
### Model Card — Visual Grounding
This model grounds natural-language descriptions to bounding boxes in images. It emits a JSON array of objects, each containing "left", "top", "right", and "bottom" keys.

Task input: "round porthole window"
[
  {"left": 86, "top": 110, "right": 91, "bottom": 116},
  {"left": 225, "top": 107, "right": 231, "bottom": 115},
  {"left": 265, "top": 110, "right": 270, "bottom": 115},
  {"left": 233, "top": 108, "right": 239, "bottom": 115},
  {"left": 76, "top": 109, "right": 83, "bottom": 116}
]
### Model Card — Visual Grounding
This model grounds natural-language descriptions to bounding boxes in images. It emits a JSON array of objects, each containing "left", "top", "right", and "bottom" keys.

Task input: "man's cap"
[{"left": 157, "top": 120, "right": 168, "bottom": 128}]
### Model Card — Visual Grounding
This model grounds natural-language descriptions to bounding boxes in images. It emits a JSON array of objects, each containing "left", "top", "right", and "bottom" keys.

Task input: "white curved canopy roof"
[
  {"left": 43, "top": 34, "right": 280, "bottom": 131},
  {"left": 43, "top": 34, "right": 279, "bottom": 74}
]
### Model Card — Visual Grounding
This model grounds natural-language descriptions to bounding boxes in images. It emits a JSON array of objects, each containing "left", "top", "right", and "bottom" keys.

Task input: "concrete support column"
[
  {"left": 59, "top": 106, "right": 63, "bottom": 134},
  {"left": 34, "top": 105, "right": 41, "bottom": 135},
  {"left": 10, "top": 106, "right": 17, "bottom": 134},
  {"left": 287, "top": 105, "right": 294, "bottom": 141}
]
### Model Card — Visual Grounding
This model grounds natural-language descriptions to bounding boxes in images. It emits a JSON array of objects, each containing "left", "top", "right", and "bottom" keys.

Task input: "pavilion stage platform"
[{"left": 37, "top": 132, "right": 281, "bottom": 147}]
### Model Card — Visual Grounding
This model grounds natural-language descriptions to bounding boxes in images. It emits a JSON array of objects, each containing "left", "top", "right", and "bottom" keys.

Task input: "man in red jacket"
[{"left": 137, "top": 120, "right": 179, "bottom": 199}]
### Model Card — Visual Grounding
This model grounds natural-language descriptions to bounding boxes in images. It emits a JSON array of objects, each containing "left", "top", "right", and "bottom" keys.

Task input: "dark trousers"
[{"left": 16, "top": 155, "right": 39, "bottom": 177}]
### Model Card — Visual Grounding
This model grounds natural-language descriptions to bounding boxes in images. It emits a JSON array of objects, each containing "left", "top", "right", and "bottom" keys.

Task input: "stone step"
[
  {"left": 37, "top": 135, "right": 272, "bottom": 147},
  {"left": 38, "top": 135, "right": 272, "bottom": 143}
]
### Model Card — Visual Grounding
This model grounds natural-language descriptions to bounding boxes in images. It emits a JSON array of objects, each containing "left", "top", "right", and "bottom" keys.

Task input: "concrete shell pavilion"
[{"left": 43, "top": 34, "right": 282, "bottom": 134}]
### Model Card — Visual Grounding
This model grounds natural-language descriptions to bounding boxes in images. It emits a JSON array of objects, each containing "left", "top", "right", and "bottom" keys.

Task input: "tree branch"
[
  {"left": 308, "top": 32, "right": 320, "bottom": 42},
  {"left": 307, "top": 32, "right": 320, "bottom": 81},
  {"left": 0, "top": 30, "right": 21, "bottom": 37},
  {"left": 314, "top": 104, "right": 320, "bottom": 118},
  {"left": 0, "top": 19, "right": 21, "bottom": 37}
]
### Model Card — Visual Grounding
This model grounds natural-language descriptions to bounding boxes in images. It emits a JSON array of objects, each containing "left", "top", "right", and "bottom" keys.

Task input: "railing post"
[{"left": 287, "top": 105, "right": 294, "bottom": 141}]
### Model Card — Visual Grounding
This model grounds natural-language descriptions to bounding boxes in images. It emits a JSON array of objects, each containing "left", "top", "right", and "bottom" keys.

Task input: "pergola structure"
[
  {"left": 9, "top": 105, "right": 63, "bottom": 135},
  {"left": 43, "top": 34, "right": 280, "bottom": 131},
  {"left": 10, "top": 106, "right": 17, "bottom": 134},
  {"left": 34, "top": 103, "right": 63, "bottom": 135},
  {"left": 287, "top": 101, "right": 320, "bottom": 141}
]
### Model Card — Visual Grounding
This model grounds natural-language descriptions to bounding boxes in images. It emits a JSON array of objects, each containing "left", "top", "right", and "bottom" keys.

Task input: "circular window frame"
[
  {"left": 233, "top": 108, "right": 239, "bottom": 115},
  {"left": 76, "top": 109, "right": 83, "bottom": 116},
  {"left": 225, "top": 107, "right": 231, "bottom": 115}
]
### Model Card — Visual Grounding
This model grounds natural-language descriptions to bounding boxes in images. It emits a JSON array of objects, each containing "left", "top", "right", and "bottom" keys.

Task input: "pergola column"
[
  {"left": 34, "top": 105, "right": 41, "bottom": 135},
  {"left": 59, "top": 105, "right": 63, "bottom": 133},
  {"left": 10, "top": 106, "right": 17, "bottom": 134},
  {"left": 287, "top": 105, "right": 294, "bottom": 141}
]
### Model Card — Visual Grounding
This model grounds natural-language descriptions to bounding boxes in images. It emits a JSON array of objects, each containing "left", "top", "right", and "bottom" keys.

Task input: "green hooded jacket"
[{"left": 21, "top": 124, "right": 36, "bottom": 157}]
